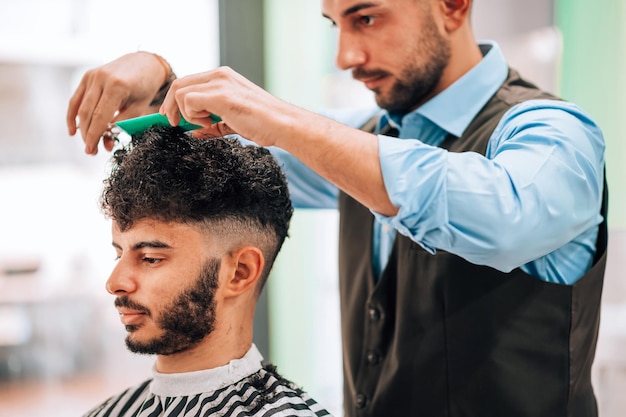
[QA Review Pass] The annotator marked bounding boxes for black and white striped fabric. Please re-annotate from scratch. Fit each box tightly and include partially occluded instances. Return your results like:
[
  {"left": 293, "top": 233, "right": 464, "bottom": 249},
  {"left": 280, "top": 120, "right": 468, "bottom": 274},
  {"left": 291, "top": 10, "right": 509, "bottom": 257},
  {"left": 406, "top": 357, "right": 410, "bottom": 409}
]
[{"left": 83, "top": 345, "right": 331, "bottom": 417}]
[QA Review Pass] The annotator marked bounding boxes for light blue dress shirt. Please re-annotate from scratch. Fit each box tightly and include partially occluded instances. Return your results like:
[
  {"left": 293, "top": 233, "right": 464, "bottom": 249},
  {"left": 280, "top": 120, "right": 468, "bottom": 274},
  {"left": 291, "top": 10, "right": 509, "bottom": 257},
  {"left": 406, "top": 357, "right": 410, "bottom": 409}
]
[{"left": 270, "top": 42, "right": 605, "bottom": 285}]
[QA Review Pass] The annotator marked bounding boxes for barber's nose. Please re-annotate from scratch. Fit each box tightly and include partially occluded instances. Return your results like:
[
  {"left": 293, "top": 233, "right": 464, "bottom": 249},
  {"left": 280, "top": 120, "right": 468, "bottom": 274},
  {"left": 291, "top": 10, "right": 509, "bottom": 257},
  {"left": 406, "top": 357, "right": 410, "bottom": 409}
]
[
  {"left": 335, "top": 31, "right": 367, "bottom": 70},
  {"left": 106, "top": 258, "right": 137, "bottom": 295}
]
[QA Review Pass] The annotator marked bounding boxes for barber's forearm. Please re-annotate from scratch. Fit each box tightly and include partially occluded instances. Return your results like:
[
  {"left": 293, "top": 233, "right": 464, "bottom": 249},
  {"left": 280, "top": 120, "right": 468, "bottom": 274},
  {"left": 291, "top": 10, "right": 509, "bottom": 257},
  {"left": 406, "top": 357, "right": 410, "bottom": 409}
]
[{"left": 272, "top": 110, "right": 398, "bottom": 216}]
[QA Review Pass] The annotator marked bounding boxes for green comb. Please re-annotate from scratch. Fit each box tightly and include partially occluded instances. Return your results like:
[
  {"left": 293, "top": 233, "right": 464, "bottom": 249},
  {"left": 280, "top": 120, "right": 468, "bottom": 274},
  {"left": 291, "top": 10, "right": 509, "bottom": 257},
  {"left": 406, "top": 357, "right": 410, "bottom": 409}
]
[{"left": 115, "top": 112, "right": 221, "bottom": 137}]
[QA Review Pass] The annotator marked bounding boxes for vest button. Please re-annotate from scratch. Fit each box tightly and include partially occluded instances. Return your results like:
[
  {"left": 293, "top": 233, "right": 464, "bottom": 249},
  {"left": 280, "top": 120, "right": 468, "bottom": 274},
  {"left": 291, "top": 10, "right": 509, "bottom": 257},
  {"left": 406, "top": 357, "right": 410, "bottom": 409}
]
[
  {"left": 355, "top": 393, "right": 367, "bottom": 409},
  {"left": 367, "top": 351, "right": 380, "bottom": 365},
  {"left": 368, "top": 307, "right": 381, "bottom": 321}
]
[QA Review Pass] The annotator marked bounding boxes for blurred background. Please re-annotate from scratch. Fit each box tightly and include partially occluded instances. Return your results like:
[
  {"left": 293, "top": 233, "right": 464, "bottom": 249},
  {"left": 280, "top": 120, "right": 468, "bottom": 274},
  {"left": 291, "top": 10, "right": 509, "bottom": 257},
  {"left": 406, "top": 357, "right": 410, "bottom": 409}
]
[{"left": 0, "top": 1, "right": 624, "bottom": 416}]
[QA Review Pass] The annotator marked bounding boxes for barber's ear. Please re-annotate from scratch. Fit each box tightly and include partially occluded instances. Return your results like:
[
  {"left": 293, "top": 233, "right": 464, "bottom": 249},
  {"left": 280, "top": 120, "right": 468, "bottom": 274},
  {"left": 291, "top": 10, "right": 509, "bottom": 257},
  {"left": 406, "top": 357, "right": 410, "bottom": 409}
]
[
  {"left": 222, "top": 247, "right": 264, "bottom": 298},
  {"left": 439, "top": 0, "right": 472, "bottom": 32}
]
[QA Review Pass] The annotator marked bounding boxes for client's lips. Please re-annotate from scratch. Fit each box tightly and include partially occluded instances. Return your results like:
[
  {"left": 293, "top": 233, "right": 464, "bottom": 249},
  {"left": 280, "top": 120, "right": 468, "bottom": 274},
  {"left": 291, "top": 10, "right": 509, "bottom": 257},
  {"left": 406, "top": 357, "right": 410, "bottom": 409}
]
[{"left": 117, "top": 308, "right": 147, "bottom": 326}]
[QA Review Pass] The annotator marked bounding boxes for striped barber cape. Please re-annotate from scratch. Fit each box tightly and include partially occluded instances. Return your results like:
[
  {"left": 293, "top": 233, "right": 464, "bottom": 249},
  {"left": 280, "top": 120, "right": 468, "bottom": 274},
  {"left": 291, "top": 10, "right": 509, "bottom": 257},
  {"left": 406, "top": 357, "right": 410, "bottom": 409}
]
[{"left": 83, "top": 344, "right": 331, "bottom": 417}]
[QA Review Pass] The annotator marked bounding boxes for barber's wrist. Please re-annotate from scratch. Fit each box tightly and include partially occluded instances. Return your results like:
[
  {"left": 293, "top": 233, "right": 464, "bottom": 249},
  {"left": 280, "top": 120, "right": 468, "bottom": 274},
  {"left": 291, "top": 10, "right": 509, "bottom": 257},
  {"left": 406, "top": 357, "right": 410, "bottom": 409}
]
[{"left": 140, "top": 52, "right": 176, "bottom": 107}]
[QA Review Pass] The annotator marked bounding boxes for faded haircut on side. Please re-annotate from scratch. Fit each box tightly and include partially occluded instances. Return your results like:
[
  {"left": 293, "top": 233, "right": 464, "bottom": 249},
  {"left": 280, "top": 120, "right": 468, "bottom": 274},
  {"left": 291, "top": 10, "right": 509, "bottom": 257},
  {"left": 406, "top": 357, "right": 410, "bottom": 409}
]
[{"left": 100, "top": 126, "right": 293, "bottom": 291}]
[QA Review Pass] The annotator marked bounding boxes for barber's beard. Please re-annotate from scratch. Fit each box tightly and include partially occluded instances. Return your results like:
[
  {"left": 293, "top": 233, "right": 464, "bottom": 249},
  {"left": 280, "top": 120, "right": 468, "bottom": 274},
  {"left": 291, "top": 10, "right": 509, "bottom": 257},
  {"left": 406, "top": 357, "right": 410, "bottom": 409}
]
[
  {"left": 359, "top": 17, "right": 451, "bottom": 113},
  {"left": 116, "top": 258, "right": 220, "bottom": 356}
]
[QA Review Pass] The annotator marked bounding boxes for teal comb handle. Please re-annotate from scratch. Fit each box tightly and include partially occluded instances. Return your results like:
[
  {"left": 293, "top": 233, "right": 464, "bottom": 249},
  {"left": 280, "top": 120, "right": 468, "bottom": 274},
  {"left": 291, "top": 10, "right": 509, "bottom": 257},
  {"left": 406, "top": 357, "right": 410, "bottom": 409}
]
[{"left": 115, "top": 113, "right": 221, "bottom": 136}]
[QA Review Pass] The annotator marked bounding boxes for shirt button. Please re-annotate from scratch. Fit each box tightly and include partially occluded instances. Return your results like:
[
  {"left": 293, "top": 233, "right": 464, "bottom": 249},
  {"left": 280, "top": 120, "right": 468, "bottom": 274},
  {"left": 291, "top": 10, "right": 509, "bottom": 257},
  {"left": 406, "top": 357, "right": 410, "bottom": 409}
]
[
  {"left": 367, "top": 351, "right": 380, "bottom": 365},
  {"left": 368, "top": 307, "right": 381, "bottom": 321},
  {"left": 355, "top": 393, "right": 367, "bottom": 409}
]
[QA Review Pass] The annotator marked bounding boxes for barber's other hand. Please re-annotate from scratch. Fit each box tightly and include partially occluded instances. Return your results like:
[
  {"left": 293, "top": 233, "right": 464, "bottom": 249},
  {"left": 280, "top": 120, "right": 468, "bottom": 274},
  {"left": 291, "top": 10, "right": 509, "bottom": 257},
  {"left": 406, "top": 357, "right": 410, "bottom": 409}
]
[{"left": 66, "top": 52, "right": 170, "bottom": 155}]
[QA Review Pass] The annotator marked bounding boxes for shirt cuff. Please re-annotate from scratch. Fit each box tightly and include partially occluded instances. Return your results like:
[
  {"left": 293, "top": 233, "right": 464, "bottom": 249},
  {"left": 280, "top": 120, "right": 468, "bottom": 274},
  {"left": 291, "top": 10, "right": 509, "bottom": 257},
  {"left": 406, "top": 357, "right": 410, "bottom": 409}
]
[{"left": 372, "top": 134, "right": 448, "bottom": 254}]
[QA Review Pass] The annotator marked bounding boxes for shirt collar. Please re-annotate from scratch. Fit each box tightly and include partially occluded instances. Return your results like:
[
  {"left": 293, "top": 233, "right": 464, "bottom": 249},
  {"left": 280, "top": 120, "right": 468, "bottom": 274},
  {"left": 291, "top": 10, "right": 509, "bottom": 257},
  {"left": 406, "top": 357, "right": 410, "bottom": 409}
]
[
  {"left": 149, "top": 343, "right": 264, "bottom": 397},
  {"left": 383, "top": 41, "right": 508, "bottom": 138}
]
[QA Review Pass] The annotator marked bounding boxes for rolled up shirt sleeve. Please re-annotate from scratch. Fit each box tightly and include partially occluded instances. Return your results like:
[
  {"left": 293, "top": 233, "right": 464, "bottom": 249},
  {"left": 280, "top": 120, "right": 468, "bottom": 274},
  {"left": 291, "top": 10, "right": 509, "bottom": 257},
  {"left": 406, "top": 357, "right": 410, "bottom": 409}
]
[{"left": 373, "top": 99, "right": 605, "bottom": 279}]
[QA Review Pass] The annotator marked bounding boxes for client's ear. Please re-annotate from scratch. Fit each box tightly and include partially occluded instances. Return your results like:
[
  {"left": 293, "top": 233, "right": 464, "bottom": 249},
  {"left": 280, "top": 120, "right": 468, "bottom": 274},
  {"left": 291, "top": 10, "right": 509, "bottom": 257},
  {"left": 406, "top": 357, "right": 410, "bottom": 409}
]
[{"left": 222, "top": 246, "right": 264, "bottom": 298}]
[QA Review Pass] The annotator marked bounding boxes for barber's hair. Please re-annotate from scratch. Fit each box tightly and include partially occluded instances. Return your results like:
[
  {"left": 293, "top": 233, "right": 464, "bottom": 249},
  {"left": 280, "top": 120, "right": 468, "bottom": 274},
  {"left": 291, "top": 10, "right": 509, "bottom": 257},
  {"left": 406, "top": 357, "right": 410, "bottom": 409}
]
[{"left": 101, "top": 126, "right": 293, "bottom": 289}]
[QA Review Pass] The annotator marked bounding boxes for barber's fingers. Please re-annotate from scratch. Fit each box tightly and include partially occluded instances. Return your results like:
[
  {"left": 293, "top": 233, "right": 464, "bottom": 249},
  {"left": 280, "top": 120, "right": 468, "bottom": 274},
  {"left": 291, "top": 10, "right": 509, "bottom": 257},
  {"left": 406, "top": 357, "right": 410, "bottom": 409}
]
[
  {"left": 66, "top": 81, "right": 86, "bottom": 136},
  {"left": 190, "top": 123, "right": 236, "bottom": 139},
  {"left": 179, "top": 91, "right": 236, "bottom": 137},
  {"left": 177, "top": 89, "right": 225, "bottom": 126},
  {"left": 67, "top": 70, "right": 106, "bottom": 152},
  {"left": 82, "top": 87, "right": 129, "bottom": 155},
  {"left": 160, "top": 72, "right": 216, "bottom": 127},
  {"left": 67, "top": 69, "right": 124, "bottom": 154},
  {"left": 160, "top": 67, "right": 243, "bottom": 126}
]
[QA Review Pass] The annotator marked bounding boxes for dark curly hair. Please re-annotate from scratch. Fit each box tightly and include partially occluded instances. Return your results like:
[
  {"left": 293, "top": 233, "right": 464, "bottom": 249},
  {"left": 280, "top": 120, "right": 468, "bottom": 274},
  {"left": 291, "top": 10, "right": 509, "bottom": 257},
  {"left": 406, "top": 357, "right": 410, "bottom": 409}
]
[{"left": 101, "top": 126, "right": 293, "bottom": 290}]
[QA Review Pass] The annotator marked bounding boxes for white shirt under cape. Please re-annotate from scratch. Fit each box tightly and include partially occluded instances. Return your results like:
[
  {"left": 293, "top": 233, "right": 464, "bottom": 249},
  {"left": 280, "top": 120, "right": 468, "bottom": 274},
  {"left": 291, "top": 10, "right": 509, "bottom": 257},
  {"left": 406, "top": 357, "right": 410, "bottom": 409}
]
[{"left": 82, "top": 344, "right": 331, "bottom": 417}]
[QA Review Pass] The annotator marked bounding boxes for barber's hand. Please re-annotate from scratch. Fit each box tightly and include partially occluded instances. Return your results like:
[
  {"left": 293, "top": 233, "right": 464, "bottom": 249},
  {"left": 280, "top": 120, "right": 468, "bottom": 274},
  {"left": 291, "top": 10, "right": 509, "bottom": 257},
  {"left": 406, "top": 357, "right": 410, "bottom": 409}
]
[
  {"left": 67, "top": 52, "right": 170, "bottom": 155},
  {"left": 160, "top": 66, "right": 293, "bottom": 147},
  {"left": 161, "top": 66, "right": 397, "bottom": 216}
]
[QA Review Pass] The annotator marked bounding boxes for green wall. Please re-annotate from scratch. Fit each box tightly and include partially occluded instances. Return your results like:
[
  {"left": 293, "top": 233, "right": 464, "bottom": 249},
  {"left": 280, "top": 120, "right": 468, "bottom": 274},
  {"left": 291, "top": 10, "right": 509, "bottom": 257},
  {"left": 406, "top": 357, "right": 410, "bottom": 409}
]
[
  {"left": 556, "top": 0, "right": 626, "bottom": 228},
  {"left": 264, "top": 0, "right": 334, "bottom": 111},
  {"left": 263, "top": 1, "right": 342, "bottom": 414}
]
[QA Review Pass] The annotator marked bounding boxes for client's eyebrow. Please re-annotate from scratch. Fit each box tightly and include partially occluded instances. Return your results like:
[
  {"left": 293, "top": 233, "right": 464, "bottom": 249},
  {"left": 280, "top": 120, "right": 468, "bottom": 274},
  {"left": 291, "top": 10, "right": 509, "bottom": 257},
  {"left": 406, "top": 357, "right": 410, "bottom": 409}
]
[
  {"left": 133, "top": 241, "right": 171, "bottom": 250},
  {"left": 112, "top": 240, "right": 172, "bottom": 251},
  {"left": 322, "top": 2, "right": 378, "bottom": 20}
]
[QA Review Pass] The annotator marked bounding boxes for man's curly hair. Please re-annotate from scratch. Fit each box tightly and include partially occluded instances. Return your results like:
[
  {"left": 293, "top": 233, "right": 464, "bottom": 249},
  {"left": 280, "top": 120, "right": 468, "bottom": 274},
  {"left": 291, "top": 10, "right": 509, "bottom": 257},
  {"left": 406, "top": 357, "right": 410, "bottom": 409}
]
[{"left": 101, "top": 126, "right": 293, "bottom": 290}]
